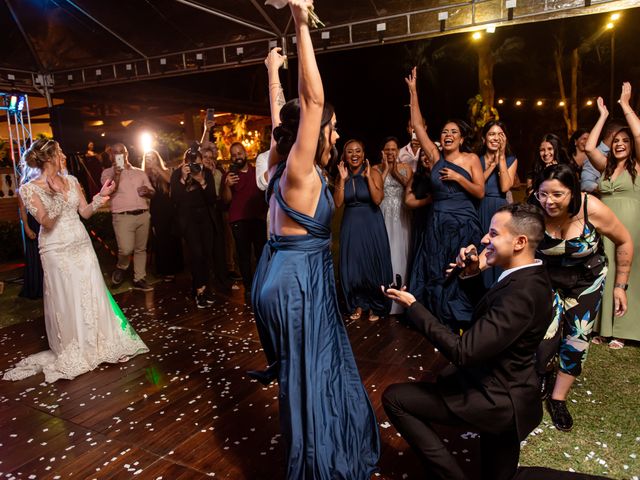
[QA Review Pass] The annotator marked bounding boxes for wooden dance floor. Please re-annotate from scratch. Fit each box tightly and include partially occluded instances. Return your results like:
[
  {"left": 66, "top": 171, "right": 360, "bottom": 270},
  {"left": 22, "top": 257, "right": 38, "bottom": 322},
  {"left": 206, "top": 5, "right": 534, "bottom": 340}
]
[{"left": 0, "top": 279, "right": 483, "bottom": 479}]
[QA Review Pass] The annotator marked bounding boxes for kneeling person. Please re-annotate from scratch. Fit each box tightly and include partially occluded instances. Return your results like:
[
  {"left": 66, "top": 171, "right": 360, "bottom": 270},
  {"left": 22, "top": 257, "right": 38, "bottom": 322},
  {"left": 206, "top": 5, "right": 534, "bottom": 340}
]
[{"left": 382, "top": 203, "right": 552, "bottom": 480}]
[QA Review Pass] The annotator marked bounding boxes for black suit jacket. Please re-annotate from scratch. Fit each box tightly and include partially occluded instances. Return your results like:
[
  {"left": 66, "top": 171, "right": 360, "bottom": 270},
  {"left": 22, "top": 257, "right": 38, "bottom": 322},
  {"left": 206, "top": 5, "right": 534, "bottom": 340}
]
[{"left": 407, "top": 264, "right": 553, "bottom": 440}]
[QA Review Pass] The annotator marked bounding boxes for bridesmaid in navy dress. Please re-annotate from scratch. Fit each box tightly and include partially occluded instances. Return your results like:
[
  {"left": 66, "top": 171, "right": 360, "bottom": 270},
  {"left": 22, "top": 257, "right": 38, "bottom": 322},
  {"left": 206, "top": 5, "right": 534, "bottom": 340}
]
[
  {"left": 405, "top": 67, "right": 485, "bottom": 330},
  {"left": 250, "top": 4, "right": 379, "bottom": 478},
  {"left": 18, "top": 195, "right": 44, "bottom": 299},
  {"left": 477, "top": 121, "right": 518, "bottom": 287},
  {"left": 335, "top": 139, "right": 392, "bottom": 321}
]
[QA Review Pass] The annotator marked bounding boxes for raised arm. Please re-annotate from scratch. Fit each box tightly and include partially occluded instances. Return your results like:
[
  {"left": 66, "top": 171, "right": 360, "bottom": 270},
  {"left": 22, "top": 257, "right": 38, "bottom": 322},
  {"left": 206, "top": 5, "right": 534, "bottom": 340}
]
[
  {"left": 285, "top": 0, "right": 325, "bottom": 181},
  {"left": 584, "top": 97, "right": 609, "bottom": 172},
  {"left": 496, "top": 134, "right": 517, "bottom": 193},
  {"left": 333, "top": 160, "right": 348, "bottom": 208},
  {"left": 405, "top": 67, "right": 440, "bottom": 165},
  {"left": 619, "top": 82, "right": 640, "bottom": 149},
  {"left": 266, "top": 47, "right": 288, "bottom": 172},
  {"left": 200, "top": 118, "right": 215, "bottom": 147},
  {"left": 76, "top": 177, "right": 112, "bottom": 219}
]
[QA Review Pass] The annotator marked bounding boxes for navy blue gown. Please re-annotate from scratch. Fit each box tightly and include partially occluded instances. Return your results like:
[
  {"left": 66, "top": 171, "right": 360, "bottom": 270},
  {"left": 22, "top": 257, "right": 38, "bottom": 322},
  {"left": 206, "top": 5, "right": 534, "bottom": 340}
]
[
  {"left": 339, "top": 167, "right": 393, "bottom": 315},
  {"left": 251, "top": 165, "right": 380, "bottom": 480},
  {"left": 409, "top": 158, "right": 483, "bottom": 329},
  {"left": 478, "top": 155, "right": 516, "bottom": 287},
  {"left": 19, "top": 213, "right": 43, "bottom": 299}
]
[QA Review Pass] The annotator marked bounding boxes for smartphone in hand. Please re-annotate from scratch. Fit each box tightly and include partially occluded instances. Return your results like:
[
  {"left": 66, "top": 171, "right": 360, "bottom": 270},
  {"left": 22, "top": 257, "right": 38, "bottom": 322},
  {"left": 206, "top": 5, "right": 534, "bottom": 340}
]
[{"left": 206, "top": 108, "right": 215, "bottom": 123}]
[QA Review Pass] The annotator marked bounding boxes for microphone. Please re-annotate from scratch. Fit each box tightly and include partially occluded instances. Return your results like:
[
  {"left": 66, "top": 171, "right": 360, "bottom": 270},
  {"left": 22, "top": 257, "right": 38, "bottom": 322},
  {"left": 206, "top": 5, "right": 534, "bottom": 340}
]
[{"left": 444, "top": 247, "right": 478, "bottom": 286}]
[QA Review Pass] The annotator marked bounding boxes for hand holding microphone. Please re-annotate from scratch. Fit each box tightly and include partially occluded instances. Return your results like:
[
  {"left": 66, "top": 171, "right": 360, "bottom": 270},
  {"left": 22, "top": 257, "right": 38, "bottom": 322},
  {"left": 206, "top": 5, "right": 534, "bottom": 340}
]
[{"left": 444, "top": 245, "right": 479, "bottom": 285}]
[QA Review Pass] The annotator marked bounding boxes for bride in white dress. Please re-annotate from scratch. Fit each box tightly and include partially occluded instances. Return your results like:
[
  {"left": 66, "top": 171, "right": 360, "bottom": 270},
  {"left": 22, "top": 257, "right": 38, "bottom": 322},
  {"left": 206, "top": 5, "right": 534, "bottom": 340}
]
[
  {"left": 3, "top": 139, "right": 148, "bottom": 383},
  {"left": 379, "top": 137, "right": 413, "bottom": 315}
]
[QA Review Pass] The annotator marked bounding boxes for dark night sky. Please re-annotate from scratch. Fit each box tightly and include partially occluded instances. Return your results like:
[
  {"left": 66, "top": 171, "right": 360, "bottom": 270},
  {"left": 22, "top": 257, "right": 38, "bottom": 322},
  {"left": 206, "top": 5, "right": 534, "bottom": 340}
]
[{"left": 66, "top": 7, "right": 640, "bottom": 175}]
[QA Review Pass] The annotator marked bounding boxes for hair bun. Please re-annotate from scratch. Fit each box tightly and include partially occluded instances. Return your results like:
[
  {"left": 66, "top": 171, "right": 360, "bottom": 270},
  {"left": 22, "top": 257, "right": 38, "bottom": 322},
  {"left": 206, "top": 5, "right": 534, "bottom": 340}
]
[
  {"left": 273, "top": 124, "right": 296, "bottom": 156},
  {"left": 23, "top": 147, "right": 40, "bottom": 168}
]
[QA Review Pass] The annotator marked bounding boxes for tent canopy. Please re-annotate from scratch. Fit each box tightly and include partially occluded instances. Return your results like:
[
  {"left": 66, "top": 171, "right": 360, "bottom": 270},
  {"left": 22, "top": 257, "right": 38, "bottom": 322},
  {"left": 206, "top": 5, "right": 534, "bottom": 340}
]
[{"left": 1, "top": 0, "right": 634, "bottom": 94}]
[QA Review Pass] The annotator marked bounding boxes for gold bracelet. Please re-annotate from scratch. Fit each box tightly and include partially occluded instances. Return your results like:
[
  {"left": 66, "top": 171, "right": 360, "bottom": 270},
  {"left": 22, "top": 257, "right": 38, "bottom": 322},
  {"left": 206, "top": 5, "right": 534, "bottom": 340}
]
[
  {"left": 624, "top": 111, "right": 635, "bottom": 116},
  {"left": 269, "top": 83, "right": 282, "bottom": 88}
]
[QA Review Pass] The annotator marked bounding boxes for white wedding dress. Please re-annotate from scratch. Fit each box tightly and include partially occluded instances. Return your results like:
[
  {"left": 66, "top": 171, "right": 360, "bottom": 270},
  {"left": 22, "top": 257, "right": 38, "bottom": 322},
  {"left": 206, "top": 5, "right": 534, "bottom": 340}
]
[
  {"left": 3, "top": 175, "right": 148, "bottom": 383},
  {"left": 380, "top": 173, "right": 412, "bottom": 315}
]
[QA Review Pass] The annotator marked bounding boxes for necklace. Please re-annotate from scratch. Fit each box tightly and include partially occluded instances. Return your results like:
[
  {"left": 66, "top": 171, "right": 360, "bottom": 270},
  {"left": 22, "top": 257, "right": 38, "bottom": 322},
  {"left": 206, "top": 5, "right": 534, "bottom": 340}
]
[{"left": 546, "top": 213, "right": 582, "bottom": 239}]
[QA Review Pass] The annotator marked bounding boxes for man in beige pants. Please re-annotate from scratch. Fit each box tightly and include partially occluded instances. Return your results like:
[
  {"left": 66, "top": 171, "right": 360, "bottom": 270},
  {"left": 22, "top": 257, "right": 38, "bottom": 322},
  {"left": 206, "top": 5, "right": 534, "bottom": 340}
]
[{"left": 101, "top": 143, "right": 155, "bottom": 291}]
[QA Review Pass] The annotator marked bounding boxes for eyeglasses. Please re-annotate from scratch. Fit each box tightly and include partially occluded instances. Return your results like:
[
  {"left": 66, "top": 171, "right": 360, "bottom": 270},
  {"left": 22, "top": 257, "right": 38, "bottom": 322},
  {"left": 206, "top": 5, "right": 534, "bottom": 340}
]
[{"left": 534, "top": 191, "right": 570, "bottom": 202}]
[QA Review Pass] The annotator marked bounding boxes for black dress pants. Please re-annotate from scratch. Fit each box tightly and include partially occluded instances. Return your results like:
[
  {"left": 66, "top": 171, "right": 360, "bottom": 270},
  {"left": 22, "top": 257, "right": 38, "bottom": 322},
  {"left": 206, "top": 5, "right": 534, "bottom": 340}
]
[
  {"left": 231, "top": 219, "right": 267, "bottom": 292},
  {"left": 383, "top": 382, "right": 520, "bottom": 480},
  {"left": 181, "top": 213, "right": 214, "bottom": 292}
]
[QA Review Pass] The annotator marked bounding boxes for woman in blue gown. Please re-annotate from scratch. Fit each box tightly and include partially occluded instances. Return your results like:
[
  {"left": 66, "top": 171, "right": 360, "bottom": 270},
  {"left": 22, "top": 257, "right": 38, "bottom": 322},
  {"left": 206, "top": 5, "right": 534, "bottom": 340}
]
[
  {"left": 18, "top": 207, "right": 44, "bottom": 299},
  {"left": 335, "top": 139, "right": 392, "bottom": 321},
  {"left": 477, "top": 120, "right": 518, "bottom": 287},
  {"left": 405, "top": 67, "right": 485, "bottom": 330},
  {"left": 250, "top": 4, "right": 380, "bottom": 478}
]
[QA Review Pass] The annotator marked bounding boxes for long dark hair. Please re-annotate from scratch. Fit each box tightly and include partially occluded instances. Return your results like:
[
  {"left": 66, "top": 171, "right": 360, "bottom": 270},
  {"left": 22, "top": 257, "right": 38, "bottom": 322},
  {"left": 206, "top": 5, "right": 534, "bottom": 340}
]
[
  {"left": 533, "top": 133, "right": 577, "bottom": 178},
  {"left": 142, "top": 149, "right": 169, "bottom": 195},
  {"left": 603, "top": 127, "right": 638, "bottom": 184},
  {"left": 568, "top": 128, "right": 589, "bottom": 158},
  {"left": 272, "top": 98, "right": 336, "bottom": 168},
  {"left": 531, "top": 163, "right": 582, "bottom": 217},
  {"left": 479, "top": 120, "right": 513, "bottom": 157}
]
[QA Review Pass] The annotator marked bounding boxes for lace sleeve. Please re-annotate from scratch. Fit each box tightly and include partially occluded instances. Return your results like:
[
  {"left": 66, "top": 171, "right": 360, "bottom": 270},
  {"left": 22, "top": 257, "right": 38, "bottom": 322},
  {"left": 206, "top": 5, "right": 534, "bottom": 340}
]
[
  {"left": 19, "top": 182, "right": 64, "bottom": 227},
  {"left": 71, "top": 175, "right": 105, "bottom": 217},
  {"left": 19, "top": 183, "right": 38, "bottom": 218},
  {"left": 90, "top": 194, "right": 106, "bottom": 212}
]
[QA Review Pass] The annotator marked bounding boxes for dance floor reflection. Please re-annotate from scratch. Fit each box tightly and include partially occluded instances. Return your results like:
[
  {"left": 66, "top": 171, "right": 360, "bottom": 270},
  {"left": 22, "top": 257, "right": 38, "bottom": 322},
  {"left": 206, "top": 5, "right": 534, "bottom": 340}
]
[{"left": 0, "top": 279, "right": 481, "bottom": 479}]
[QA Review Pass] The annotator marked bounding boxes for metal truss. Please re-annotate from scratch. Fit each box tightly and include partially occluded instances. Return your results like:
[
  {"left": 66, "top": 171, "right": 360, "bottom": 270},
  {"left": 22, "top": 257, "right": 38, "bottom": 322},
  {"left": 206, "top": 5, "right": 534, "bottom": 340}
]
[
  {"left": 0, "top": 0, "right": 636, "bottom": 94},
  {"left": 1, "top": 93, "right": 33, "bottom": 178}
]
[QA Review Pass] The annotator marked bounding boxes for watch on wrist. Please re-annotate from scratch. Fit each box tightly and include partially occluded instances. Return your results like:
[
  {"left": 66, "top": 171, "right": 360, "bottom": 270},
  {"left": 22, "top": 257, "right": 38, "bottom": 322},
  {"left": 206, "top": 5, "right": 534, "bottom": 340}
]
[{"left": 614, "top": 283, "right": 629, "bottom": 291}]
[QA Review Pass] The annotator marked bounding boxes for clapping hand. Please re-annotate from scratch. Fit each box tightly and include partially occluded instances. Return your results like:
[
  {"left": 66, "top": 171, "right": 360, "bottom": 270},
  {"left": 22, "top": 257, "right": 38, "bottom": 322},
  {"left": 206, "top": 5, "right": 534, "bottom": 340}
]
[
  {"left": 380, "top": 151, "right": 389, "bottom": 174},
  {"left": 497, "top": 132, "right": 507, "bottom": 156},
  {"left": 337, "top": 161, "right": 348, "bottom": 180},
  {"left": 619, "top": 82, "right": 632, "bottom": 109},
  {"left": 363, "top": 159, "right": 372, "bottom": 178},
  {"left": 596, "top": 96, "right": 609, "bottom": 118}
]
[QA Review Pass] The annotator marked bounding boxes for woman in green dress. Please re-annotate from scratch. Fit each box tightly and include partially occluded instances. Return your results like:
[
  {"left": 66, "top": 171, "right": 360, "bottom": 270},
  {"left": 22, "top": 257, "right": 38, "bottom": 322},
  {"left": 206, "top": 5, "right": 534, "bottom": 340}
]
[{"left": 585, "top": 82, "right": 640, "bottom": 349}]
